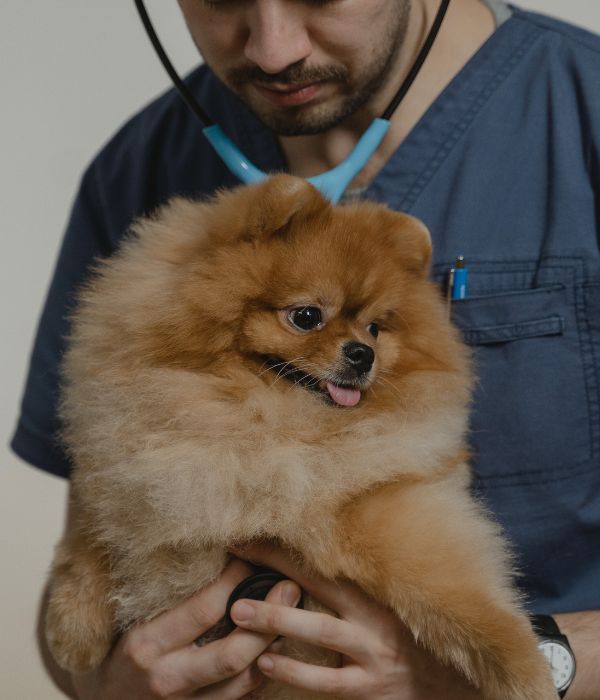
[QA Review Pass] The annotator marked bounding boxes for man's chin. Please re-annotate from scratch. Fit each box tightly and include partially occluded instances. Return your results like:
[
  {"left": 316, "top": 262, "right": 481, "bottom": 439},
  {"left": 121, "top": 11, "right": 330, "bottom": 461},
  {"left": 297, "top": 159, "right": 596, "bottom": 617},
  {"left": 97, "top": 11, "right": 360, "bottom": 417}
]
[
  {"left": 262, "top": 115, "right": 345, "bottom": 137},
  {"left": 245, "top": 97, "right": 356, "bottom": 137}
]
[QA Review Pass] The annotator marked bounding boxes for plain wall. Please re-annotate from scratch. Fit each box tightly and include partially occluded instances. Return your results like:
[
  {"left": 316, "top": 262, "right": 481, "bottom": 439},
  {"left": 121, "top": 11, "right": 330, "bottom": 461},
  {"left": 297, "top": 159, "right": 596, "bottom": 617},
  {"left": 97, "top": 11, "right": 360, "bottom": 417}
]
[{"left": 2, "top": 2, "right": 600, "bottom": 697}]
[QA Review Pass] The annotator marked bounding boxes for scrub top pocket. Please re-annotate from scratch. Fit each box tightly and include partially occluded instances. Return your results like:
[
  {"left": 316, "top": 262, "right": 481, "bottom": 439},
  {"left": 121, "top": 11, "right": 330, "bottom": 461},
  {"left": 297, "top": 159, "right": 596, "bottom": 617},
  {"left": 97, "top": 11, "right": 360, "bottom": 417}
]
[{"left": 449, "top": 283, "right": 594, "bottom": 485}]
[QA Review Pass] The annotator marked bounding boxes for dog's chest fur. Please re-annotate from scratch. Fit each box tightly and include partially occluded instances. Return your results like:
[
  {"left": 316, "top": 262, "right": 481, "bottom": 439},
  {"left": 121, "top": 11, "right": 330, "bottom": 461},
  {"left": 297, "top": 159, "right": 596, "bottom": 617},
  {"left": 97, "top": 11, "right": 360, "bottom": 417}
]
[{"left": 66, "top": 364, "right": 467, "bottom": 561}]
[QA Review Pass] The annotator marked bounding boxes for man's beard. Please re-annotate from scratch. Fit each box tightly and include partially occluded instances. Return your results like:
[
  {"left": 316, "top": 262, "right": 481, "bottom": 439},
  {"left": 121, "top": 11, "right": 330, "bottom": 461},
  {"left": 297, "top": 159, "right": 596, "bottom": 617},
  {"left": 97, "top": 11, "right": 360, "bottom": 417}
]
[{"left": 221, "top": 3, "right": 411, "bottom": 136}]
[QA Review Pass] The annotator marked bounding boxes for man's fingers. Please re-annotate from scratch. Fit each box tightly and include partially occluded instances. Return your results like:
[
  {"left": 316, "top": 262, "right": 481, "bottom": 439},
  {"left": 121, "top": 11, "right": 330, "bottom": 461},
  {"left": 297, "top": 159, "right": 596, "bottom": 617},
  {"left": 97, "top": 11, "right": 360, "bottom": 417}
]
[
  {"left": 230, "top": 599, "right": 368, "bottom": 660},
  {"left": 132, "top": 559, "right": 255, "bottom": 654},
  {"left": 164, "top": 630, "right": 268, "bottom": 694},
  {"left": 151, "top": 579, "right": 301, "bottom": 696},
  {"left": 230, "top": 543, "right": 375, "bottom": 623},
  {"left": 255, "top": 652, "right": 366, "bottom": 696},
  {"left": 188, "top": 662, "right": 264, "bottom": 699},
  {"left": 231, "top": 543, "right": 346, "bottom": 608}
]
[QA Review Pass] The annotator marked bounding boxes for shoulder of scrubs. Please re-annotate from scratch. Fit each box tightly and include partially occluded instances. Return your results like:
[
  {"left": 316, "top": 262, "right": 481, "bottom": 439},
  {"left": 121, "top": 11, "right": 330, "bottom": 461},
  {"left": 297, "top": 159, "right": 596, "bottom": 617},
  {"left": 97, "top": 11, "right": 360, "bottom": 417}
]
[{"left": 514, "top": 5, "right": 600, "bottom": 53}]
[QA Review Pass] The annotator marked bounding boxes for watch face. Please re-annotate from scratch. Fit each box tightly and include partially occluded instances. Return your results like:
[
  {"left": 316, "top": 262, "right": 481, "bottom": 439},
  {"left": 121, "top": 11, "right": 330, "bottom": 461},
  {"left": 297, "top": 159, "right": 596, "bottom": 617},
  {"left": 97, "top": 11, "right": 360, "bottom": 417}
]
[{"left": 539, "top": 640, "right": 575, "bottom": 691}]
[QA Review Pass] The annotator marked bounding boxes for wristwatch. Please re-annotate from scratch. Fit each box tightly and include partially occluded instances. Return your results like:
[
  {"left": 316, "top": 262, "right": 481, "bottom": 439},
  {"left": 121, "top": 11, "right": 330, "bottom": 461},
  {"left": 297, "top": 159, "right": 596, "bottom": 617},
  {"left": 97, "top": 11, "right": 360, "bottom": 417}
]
[{"left": 531, "top": 614, "right": 576, "bottom": 697}]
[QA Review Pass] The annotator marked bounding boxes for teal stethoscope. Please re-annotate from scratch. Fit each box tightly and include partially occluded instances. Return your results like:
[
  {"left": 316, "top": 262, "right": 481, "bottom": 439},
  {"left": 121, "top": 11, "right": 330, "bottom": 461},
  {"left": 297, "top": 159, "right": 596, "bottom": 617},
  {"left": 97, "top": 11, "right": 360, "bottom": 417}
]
[{"left": 133, "top": 0, "right": 451, "bottom": 204}]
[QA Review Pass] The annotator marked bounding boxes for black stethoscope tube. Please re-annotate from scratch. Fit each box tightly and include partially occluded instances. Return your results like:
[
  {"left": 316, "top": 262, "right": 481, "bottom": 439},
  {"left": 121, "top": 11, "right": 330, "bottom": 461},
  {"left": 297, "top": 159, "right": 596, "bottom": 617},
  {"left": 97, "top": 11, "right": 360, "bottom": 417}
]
[
  {"left": 134, "top": 0, "right": 215, "bottom": 126},
  {"left": 382, "top": 0, "right": 451, "bottom": 120}
]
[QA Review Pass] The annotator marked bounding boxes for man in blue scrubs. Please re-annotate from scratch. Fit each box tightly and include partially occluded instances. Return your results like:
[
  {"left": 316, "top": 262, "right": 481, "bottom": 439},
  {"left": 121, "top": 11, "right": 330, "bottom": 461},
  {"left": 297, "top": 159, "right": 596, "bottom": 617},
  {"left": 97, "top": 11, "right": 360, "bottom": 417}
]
[{"left": 12, "top": 0, "right": 600, "bottom": 697}]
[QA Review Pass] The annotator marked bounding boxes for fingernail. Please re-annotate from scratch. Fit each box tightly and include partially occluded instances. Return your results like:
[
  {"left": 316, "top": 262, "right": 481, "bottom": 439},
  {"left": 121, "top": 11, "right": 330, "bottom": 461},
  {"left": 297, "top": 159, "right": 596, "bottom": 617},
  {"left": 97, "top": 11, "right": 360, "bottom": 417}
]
[
  {"left": 232, "top": 601, "right": 255, "bottom": 621},
  {"left": 258, "top": 655, "right": 274, "bottom": 671},
  {"left": 282, "top": 582, "right": 301, "bottom": 607}
]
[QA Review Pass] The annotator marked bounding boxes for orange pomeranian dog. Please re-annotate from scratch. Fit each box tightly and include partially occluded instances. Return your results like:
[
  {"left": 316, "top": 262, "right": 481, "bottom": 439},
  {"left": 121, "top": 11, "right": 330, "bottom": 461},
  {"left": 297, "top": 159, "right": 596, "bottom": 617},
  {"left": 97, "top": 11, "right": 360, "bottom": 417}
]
[{"left": 46, "top": 175, "right": 555, "bottom": 699}]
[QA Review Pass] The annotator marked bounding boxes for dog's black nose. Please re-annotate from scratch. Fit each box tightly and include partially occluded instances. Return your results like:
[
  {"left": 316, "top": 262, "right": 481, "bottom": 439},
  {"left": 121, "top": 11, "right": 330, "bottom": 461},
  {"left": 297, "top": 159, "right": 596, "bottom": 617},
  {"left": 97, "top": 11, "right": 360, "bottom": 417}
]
[{"left": 343, "top": 342, "right": 375, "bottom": 375}]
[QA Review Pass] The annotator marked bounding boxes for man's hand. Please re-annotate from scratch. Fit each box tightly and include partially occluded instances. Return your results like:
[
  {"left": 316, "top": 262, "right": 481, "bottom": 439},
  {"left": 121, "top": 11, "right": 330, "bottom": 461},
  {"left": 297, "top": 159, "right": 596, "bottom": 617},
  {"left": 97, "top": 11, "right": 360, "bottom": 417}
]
[
  {"left": 68, "top": 558, "right": 301, "bottom": 699},
  {"left": 231, "top": 543, "right": 482, "bottom": 700}
]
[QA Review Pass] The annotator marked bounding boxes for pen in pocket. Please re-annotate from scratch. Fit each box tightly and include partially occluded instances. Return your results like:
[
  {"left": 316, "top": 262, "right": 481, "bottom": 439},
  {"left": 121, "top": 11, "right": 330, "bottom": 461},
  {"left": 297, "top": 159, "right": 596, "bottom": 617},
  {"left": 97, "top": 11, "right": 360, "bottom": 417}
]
[
  {"left": 452, "top": 256, "right": 469, "bottom": 300},
  {"left": 446, "top": 256, "right": 469, "bottom": 316}
]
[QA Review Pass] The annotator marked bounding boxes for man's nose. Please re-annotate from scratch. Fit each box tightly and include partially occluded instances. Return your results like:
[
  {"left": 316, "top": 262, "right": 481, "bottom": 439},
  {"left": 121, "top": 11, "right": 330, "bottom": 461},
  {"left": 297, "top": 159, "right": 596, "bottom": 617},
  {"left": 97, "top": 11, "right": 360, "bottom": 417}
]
[{"left": 244, "top": 0, "right": 312, "bottom": 75}]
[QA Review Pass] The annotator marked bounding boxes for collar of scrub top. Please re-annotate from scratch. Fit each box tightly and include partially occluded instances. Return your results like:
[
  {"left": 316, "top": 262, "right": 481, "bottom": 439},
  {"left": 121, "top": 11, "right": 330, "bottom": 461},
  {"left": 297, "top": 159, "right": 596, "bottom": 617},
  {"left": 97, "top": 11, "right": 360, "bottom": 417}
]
[{"left": 134, "top": 0, "right": 451, "bottom": 204}]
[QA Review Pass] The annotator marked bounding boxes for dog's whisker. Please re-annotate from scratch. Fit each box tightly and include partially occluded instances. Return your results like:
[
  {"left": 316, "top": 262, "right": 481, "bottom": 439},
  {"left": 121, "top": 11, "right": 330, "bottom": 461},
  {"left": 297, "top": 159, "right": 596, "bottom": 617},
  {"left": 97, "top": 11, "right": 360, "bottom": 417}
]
[
  {"left": 268, "top": 357, "right": 310, "bottom": 388},
  {"left": 285, "top": 373, "right": 324, "bottom": 394},
  {"left": 264, "top": 357, "right": 325, "bottom": 390},
  {"left": 270, "top": 368, "right": 294, "bottom": 387},
  {"left": 289, "top": 360, "right": 321, "bottom": 373},
  {"left": 266, "top": 366, "right": 291, "bottom": 388},
  {"left": 258, "top": 361, "right": 286, "bottom": 377},
  {"left": 278, "top": 367, "right": 306, "bottom": 384},
  {"left": 258, "top": 359, "right": 293, "bottom": 380}
]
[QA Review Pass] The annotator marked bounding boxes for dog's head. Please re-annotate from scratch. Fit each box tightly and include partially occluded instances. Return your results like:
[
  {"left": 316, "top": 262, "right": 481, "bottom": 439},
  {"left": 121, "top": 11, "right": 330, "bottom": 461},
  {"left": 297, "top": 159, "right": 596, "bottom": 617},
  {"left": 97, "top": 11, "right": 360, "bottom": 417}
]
[{"left": 119, "top": 175, "right": 468, "bottom": 410}]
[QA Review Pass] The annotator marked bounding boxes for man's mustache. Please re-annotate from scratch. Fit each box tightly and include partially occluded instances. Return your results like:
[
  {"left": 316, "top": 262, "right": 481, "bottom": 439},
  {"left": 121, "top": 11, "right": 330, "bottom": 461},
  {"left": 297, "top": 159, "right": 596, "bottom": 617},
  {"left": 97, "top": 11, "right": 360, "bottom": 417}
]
[{"left": 227, "top": 62, "right": 349, "bottom": 88}]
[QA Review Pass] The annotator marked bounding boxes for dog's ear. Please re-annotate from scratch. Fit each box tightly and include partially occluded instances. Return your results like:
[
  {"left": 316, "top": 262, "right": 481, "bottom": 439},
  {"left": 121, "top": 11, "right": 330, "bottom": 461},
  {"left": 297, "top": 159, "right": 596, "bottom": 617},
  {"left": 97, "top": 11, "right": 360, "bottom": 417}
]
[
  {"left": 243, "top": 175, "right": 329, "bottom": 240},
  {"left": 205, "top": 175, "right": 328, "bottom": 248},
  {"left": 396, "top": 214, "right": 433, "bottom": 275}
]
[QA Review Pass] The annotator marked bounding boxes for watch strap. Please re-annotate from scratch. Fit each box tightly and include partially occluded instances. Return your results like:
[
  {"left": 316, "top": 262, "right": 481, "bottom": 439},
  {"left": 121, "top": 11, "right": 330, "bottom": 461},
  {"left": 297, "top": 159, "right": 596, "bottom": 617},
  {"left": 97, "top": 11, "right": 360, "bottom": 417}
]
[{"left": 531, "top": 613, "right": 563, "bottom": 638}]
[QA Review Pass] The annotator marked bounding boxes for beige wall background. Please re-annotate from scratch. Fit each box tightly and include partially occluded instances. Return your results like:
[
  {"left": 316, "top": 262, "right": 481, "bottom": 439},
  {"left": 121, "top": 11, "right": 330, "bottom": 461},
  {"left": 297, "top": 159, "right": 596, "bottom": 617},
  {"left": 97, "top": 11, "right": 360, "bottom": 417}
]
[{"left": 2, "top": 1, "right": 600, "bottom": 697}]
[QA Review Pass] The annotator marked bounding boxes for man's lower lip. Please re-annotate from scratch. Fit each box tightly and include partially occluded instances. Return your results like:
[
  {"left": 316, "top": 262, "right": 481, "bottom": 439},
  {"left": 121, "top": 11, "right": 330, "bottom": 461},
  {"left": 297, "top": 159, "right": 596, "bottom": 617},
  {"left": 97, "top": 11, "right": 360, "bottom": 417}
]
[{"left": 253, "top": 82, "right": 322, "bottom": 107}]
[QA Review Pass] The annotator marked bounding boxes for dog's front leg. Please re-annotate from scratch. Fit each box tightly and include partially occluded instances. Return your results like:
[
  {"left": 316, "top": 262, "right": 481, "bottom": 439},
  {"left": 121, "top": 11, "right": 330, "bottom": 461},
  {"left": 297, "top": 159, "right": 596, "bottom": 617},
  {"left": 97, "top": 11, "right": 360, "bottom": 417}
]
[
  {"left": 322, "top": 478, "right": 556, "bottom": 700},
  {"left": 45, "top": 526, "right": 116, "bottom": 674}
]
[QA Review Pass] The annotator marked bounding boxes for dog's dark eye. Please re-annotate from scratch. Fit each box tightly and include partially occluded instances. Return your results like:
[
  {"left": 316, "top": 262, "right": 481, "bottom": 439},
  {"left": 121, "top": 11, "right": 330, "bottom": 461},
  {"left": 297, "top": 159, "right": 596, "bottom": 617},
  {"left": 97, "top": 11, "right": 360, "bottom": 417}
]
[
  {"left": 288, "top": 306, "right": 323, "bottom": 331},
  {"left": 367, "top": 322, "right": 379, "bottom": 338}
]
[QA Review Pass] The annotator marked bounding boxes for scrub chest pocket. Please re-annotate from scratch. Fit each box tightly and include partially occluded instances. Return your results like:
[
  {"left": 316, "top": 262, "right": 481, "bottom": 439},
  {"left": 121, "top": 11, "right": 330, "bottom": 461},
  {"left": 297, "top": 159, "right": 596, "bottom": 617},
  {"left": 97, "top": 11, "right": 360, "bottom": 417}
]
[{"left": 441, "top": 260, "right": 599, "bottom": 486}]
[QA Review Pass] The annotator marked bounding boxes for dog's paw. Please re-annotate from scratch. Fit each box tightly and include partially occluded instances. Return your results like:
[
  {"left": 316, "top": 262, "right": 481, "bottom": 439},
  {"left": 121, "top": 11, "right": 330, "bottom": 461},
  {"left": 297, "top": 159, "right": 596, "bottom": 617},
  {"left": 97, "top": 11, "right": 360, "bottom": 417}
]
[
  {"left": 468, "top": 615, "right": 558, "bottom": 700},
  {"left": 47, "top": 623, "right": 111, "bottom": 674},
  {"left": 45, "top": 572, "right": 115, "bottom": 674},
  {"left": 45, "top": 534, "right": 117, "bottom": 673},
  {"left": 506, "top": 650, "right": 558, "bottom": 700}
]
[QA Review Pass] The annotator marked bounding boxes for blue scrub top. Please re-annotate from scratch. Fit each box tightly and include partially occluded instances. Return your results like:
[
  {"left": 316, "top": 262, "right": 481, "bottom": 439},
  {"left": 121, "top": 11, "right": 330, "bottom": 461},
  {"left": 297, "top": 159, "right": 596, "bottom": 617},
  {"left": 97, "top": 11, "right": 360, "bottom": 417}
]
[{"left": 11, "top": 6, "right": 600, "bottom": 615}]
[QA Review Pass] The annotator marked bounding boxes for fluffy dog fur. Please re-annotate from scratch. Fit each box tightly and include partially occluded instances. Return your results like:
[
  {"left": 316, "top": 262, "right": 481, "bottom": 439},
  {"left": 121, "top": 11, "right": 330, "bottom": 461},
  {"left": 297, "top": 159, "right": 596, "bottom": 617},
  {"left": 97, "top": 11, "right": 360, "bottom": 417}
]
[{"left": 46, "top": 175, "right": 555, "bottom": 698}]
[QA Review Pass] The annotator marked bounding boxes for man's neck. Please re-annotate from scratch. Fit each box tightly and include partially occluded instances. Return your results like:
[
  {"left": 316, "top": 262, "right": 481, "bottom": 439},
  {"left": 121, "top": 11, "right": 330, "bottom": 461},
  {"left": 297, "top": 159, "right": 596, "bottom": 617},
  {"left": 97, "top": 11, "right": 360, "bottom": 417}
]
[{"left": 279, "top": 0, "right": 496, "bottom": 189}]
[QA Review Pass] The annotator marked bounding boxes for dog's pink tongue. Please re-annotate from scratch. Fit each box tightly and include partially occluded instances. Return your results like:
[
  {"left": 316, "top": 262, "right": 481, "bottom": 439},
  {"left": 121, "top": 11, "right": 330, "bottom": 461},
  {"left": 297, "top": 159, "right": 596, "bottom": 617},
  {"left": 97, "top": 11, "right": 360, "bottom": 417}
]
[{"left": 326, "top": 382, "right": 361, "bottom": 407}]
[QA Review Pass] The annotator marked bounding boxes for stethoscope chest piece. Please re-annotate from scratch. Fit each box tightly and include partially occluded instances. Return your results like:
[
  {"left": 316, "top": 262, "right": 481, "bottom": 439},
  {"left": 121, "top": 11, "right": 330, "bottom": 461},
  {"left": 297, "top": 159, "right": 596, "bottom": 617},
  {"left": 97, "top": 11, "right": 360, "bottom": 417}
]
[{"left": 194, "top": 568, "right": 304, "bottom": 647}]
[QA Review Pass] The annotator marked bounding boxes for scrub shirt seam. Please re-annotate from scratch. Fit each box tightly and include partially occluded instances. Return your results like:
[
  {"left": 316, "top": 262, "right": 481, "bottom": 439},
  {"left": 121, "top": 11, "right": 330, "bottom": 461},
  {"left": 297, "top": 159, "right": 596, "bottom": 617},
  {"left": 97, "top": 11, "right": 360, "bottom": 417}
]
[
  {"left": 461, "top": 315, "right": 563, "bottom": 344},
  {"left": 585, "top": 283, "right": 600, "bottom": 431},
  {"left": 447, "top": 283, "right": 564, "bottom": 300},
  {"left": 474, "top": 456, "right": 599, "bottom": 488},
  {"left": 577, "top": 277, "right": 600, "bottom": 457},
  {"left": 512, "top": 9, "right": 600, "bottom": 58},
  {"left": 536, "top": 259, "right": 595, "bottom": 460},
  {"left": 401, "top": 21, "right": 543, "bottom": 211},
  {"left": 432, "top": 257, "right": 584, "bottom": 289},
  {"left": 563, "top": 260, "right": 598, "bottom": 459}
]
